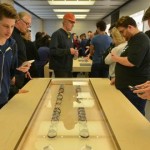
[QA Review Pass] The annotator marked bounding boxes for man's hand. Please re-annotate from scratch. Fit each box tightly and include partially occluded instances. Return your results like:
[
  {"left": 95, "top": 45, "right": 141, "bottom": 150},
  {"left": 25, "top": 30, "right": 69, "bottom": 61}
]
[
  {"left": 16, "top": 62, "right": 31, "bottom": 73},
  {"left": 111, "top": 51, "right": 134, "bottom": 67},
  {"left": 70, "top": 48, "right": 78, "bottom": 58},
  {"left": 25, "top": 71, "right": 32, "bottom": 80},
  {"left": 70, "top": 48, "right": 77, "bottom": 55},
  {"left": 133, "top": 81, "right": 150, "bottom": 100},
  {"left": 18, "top": 89, "right": 29, "bottom": 94},
  {"left": 133, "top": 86, "right": 150, "bottom": 100},
  {"left": 110, "top": 51, "right": 119, "bottom": 62}
]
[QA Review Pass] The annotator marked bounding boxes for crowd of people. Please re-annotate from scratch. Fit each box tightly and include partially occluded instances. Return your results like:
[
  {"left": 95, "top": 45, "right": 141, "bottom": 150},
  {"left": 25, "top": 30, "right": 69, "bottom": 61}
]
[{"left": 0, "top": 2, "right": 150, "bottom": 117}]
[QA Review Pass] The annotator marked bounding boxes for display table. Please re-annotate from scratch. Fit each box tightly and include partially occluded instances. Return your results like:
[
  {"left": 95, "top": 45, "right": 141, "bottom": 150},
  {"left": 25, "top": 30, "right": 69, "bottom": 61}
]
[
  {"left": 0, "top": 78, "right": 150, "bottom": 150},
  {"left": 44, "top": 58, "right": 92, "bottom": 77}
]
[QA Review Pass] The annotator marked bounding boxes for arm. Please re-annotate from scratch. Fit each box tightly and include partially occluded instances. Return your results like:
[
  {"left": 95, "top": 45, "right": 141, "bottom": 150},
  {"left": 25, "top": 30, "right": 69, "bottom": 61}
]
[
  {"left": 105, "top": 50, "right": 114, "bottom": 64},
  {"left": 111, "top": 51, "right": 134, "bottom": 67},
  {"left": 90, "top": 44, "right": 94, "bottom": 56}
]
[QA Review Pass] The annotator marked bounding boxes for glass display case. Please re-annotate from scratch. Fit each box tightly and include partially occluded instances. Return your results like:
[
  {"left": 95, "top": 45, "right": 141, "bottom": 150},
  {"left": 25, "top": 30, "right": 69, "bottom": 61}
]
[{"left": 18, "top": 79, "right": 118, "bottom": 150}]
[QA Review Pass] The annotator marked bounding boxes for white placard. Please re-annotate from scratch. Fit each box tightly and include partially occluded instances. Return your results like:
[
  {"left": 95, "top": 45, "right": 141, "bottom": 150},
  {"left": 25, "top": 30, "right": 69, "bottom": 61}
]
[
  {"left": 73, "top": 82, "right": 88, "bottom": 86},
  {"left": 77, "top": 92, "right": 92, "bottom": 99}
]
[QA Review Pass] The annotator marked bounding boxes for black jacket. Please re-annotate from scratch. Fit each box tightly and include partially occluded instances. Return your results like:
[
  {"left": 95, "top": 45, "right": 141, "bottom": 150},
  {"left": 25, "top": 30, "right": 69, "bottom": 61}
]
[{"left": 49, "top": 28, "right": 74, "bottom": 72}]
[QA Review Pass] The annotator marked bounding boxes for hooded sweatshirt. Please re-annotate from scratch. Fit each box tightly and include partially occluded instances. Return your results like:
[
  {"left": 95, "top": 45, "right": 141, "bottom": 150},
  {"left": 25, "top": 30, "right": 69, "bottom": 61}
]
[{"left": 0, "top": 38, "right": 18, "bottom": 105}]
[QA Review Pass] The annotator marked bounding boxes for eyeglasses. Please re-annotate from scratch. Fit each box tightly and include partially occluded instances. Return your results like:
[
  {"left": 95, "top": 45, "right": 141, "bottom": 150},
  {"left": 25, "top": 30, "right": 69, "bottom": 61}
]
[{"left": 21, "top": 19, "right": 31, "bottom": 27}]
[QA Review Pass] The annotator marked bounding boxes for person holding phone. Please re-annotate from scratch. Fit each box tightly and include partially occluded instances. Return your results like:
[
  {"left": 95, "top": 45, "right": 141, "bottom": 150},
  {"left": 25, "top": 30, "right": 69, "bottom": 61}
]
[
  {"left": 133, "top": 7, "right": 150, "bottom": 100},
  {"left": 111, "top": 16, "right": 150, "bottom": 115},
  {"left": 0, "top": 3, "right": 30, "bottom": 108}
]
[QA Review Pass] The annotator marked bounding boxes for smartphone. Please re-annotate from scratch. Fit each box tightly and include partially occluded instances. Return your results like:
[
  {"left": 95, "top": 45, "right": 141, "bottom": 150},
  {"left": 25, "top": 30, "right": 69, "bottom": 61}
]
[
  {"left": 28, "top": 60, "right": 35, "bottom": 63},
  {"left": 21, "top": 60, "right": 35, "bottom": 67},
  {"left": 128, "top": 85, "right": 138, "bottom": 91}
]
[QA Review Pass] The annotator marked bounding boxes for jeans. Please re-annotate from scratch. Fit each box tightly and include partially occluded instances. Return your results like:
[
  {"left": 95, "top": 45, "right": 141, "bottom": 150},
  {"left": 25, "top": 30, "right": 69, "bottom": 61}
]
[{"left": 120, "top": 88, "right": 147, "bottom": 116}]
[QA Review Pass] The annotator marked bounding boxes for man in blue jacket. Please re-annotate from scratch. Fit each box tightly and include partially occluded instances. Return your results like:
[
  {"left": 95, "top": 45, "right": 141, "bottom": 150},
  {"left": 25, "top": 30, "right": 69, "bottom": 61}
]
[{"left": 0, "top": 3, "right": 30, "bottom": 108}]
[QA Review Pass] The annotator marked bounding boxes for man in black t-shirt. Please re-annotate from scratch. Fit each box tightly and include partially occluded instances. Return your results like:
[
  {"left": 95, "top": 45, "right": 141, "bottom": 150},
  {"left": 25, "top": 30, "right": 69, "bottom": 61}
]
[
  {"left": 133, "top": 7, "right": 150, "bottom": 100},
  {"left": 111, "top": 16, "right": 150, "bottom": 115}
]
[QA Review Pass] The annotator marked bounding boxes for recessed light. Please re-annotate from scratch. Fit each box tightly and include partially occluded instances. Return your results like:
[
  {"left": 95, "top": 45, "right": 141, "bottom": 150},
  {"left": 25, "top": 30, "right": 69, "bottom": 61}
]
[
  {"left": 48, "top": 0, "right": 95, "bottom": 5},
  {"left": 53, "top": 9, "right": 90, "bottom": 12},
  {"left": 57, "top": 14, "right": 87, "bottom": 19}
]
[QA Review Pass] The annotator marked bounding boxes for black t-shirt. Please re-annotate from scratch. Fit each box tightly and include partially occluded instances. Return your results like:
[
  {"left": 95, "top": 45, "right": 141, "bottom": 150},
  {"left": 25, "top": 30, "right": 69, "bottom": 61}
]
[
  {"left": 115, "top": 32, "right": 150, "bottom": 89},
  {"left": 145, "top": 30, "right": 150, "bottom": 39}
]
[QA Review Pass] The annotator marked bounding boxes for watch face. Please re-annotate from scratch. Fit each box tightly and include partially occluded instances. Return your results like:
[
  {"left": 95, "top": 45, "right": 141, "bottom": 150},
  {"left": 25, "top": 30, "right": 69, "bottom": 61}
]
[
  {"left": 47, "top": 129, "right": 57, "bottom": 138},
  {"left": 79, "top": 129, "right": 89, "bottom": 138}
]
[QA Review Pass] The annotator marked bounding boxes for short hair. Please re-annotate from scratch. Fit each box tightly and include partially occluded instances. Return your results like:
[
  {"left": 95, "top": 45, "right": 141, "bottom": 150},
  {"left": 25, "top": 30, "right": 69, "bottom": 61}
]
[
  {"left": 111, "top": 27, "right": 126, "bottom": 45},
  {"left": 18, "top": 11, "right": 31, "bottom": 19},
  {"left": 0, "top": 3, "right": 18, "bottom": 20},
  {"left": 142, "top": 7, "right": 150, "bottom": 21},
  {"left": 35, "top": 32, "right": 45, "bottom": 40},
  {"left": 80, "top": 33, "right": 86, "bottom": 38},
  {"left": 88, "top": 31, "right": 92, "bottom": 33},
  {"left": 116, "top": 16, "right": 137, "bottom": 28},
  {"left": 96, "top": 20, "right": 106, "bottom": 31}
]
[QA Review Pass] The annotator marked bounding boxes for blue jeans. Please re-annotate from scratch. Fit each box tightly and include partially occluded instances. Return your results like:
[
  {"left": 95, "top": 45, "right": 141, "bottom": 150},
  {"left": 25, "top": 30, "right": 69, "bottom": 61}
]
[{"left": 120, "top": 88, "right": 147, "bottom": 116}]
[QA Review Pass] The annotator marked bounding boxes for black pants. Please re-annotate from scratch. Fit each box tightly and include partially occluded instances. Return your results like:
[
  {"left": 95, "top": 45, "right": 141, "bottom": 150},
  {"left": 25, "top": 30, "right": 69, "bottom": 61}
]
[
  {"left": 54, "top": 71, "right": 72, "bottom": 78},
  {"left": 120, "top": 88, "right": 146, "bottom": 116}
]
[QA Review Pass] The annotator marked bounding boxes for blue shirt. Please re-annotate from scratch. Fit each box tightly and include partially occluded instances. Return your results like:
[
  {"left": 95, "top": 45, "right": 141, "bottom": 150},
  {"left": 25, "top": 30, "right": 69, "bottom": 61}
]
[{"left": 91, "top": 34, "right": 112, "bottom": 64}]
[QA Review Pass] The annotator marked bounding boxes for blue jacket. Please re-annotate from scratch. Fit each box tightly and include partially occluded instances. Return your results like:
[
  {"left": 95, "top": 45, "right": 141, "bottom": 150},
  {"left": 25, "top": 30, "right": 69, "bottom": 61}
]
[{"left": 0, "top": 38, "right": 18, "bottom": 105}]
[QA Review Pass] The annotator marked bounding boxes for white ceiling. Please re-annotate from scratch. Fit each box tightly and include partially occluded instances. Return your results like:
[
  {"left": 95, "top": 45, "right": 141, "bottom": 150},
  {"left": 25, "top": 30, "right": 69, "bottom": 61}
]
[{"left": 14, "top": 0, "right": 132, "bottom": 20}]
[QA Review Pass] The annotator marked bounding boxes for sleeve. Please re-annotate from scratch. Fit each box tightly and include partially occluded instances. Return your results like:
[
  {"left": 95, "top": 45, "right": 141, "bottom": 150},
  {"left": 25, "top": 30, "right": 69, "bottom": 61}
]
[
  {"left": 105, "top": 47, "right": 118, "bottom": 64},
  {"left": 128, "top": 35, "right": 149, "bottom": 67}
]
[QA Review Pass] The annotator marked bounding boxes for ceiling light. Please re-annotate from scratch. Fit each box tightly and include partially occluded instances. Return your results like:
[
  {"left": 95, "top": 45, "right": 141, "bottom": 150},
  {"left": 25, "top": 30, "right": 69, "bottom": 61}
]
[
  {"left": 48, "top": 0, "right": 95, "bottom": 5},
  {"left": 57, "top": 14, "right": 87, "bottom": 19},
  {"left": 53, "top": 9, "right": 90, "bottom": 13}
]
